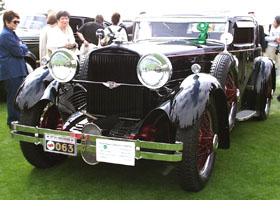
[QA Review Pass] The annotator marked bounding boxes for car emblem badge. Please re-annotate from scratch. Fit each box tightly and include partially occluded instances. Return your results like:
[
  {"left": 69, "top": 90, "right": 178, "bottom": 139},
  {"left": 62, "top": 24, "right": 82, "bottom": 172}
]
[{"left": 103, "top": 81, "right": 120, "bottom": 89}]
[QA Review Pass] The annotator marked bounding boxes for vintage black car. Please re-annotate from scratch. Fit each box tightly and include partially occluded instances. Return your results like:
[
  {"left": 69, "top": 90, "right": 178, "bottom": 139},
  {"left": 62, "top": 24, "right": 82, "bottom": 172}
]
[{"left": 11, "top": 14, "right": 276, "bottom": 192}]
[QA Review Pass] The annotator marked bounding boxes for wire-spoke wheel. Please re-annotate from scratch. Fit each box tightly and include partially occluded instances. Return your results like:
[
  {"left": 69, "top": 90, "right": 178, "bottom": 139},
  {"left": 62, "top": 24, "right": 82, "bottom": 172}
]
[
  {"left": 176, "top": 98, "right": 218, "bottom": 192},
  {"left": 210, "top": 52, "right": 238, "bottom": 130}
]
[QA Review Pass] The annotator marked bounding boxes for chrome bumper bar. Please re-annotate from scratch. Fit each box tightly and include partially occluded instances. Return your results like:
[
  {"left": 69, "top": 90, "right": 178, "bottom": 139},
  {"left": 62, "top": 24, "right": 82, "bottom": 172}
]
[{"left": 11, "top": 121, "right": 183, "bottom": 162}]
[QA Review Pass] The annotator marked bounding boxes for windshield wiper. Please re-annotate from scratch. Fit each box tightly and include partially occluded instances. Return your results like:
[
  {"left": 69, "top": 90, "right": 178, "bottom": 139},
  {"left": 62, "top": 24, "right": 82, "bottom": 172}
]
[
  {"left": 19, "top": 26, "right": 29, "bottom": 30},
  {"left": 162, "top": 23, "right": 173, "bottom": 32}
]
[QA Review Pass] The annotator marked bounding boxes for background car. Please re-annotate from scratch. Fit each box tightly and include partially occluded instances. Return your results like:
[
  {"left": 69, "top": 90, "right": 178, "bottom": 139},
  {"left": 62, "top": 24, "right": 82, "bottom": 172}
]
[
  {"left": 0, "top": 12, "right": 103, "bottom": 101},
  {"left": 17, "top": 14, "right": 98, "bottom": 68},
  {"left": 16, "top": 13, "right": 47, "bottom": 68}
]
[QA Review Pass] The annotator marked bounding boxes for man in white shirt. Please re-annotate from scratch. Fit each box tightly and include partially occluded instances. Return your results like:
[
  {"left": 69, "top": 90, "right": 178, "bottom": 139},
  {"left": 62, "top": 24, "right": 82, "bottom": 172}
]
[
  {"left": 265, "top": 16, "right": 280, "bottom": 101},
  {"left": 265, "top": 16, "right": 280, "bottom": 72},
  {"left": 101, "top": 12, "right": 128, "bottom": 46}
]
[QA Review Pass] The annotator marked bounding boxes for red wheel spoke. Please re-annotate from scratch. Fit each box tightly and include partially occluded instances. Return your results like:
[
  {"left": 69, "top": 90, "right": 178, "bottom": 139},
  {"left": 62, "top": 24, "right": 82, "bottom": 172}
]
[
  {"left": 225, "top": 73, "right": 237, "bottom": 112},
  {"left": 40, "top": 105, "right": 63, "bottom": 130},
  {"left": 198, "top": 112, "right": 214, "bottom": 171}
]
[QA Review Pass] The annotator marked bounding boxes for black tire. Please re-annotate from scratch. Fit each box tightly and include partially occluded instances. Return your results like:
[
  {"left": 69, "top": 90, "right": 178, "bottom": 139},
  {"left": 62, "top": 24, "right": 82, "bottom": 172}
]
[
  {"left": 210, "top": 52, "right": 238, "bottom": 130},
  {"left": 256, "top": 75, "right": 272, "bottom": 120},
  {"left": 176, "top": 98, "right": 219, "bottom": 192},
  {"left": 19, "top": 101, "right": 67, "bottom": 168}
]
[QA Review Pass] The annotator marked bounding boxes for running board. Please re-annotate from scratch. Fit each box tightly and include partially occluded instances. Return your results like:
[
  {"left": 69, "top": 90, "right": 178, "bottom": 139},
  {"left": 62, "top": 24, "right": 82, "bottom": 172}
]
[{"left": 236, "top": 110, "right": 257, "bottom": 121}]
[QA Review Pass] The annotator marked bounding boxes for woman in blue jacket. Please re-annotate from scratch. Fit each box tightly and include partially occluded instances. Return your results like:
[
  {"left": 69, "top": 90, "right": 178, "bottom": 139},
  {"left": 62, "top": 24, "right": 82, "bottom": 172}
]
[{"left": 0, "top": 10, "right": 28, "bottom": 128}]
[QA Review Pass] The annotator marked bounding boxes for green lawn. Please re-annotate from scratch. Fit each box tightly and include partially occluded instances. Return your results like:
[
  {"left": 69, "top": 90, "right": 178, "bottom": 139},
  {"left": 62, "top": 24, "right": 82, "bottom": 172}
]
[{"left": 0, "top": 92, "right": 280, "bottom": 200}]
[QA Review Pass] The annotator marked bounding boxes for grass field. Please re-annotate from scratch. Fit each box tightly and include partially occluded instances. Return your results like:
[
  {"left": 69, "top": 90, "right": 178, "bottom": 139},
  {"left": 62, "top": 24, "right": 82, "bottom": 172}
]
[{"left": 0, "top": 90, "right": 280, "bottom": 199}]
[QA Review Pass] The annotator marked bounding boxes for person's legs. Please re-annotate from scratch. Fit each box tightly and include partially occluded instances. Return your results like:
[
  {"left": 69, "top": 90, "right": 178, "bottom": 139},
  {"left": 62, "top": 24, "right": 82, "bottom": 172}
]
[
  {"left": 275, "top": 53, "right": 280, "bottom": 77},
  {"left": 275, "top": 54, "right": 280, "bottom": 102},
  {"left": 5, "top": 76, "right": 24, "bottom": 127},
  {"left": 266, "top": 46, "right": 280, "bottom": 102},
  {"left": 265, "top": 46, "right": 276, "bottom": 61}
]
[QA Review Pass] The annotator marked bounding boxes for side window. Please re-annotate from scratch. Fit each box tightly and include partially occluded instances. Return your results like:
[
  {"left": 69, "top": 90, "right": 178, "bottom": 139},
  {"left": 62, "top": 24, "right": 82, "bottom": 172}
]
[
  {"left": 84, "top": 17, "right": 94, "bottom": 23},
  {"left": 233, "top": 21, "right": 255, "bottom": 44}
]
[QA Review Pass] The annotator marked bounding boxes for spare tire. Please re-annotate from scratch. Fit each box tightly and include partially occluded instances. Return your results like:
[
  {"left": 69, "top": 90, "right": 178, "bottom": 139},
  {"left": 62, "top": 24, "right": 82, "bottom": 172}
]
[
  {"left": 210, "top": 52, "right": 238, "bottom": 130},
  {"left": 77, "top": 53, "right": 90, "bottom": 81}
]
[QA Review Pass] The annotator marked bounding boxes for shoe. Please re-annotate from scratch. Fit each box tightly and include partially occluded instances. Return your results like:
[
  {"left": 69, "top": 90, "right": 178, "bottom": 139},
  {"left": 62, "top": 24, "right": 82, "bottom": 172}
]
[{"left": 277, "top": 93, "right": 280, "bottom": 102}]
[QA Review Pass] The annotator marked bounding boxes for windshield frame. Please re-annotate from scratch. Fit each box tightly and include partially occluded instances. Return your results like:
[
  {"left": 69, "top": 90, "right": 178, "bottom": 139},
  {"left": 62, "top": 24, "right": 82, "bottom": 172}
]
[{"left": 133, "top": 15, "right": 229, "bottom": 42}]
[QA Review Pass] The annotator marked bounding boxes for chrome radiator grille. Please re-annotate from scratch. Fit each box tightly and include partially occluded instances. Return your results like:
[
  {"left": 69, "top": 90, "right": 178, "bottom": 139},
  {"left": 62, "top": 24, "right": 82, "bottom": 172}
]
[{"left": 86, "top": 50, "right": 151, "bottom": 119}]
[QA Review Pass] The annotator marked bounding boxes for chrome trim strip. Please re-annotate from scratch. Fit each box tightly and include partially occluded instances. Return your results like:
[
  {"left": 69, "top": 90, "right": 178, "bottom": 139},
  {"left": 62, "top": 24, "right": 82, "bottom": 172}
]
[{"left": 72, "top": 80, "right": 144, "bottom": 87}]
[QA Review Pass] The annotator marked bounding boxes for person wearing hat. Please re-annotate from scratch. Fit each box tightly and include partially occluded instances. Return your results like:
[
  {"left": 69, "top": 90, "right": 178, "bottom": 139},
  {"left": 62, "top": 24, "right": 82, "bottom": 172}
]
[{"left": 265, "top": 16, "right": 280, "bottom": 101}]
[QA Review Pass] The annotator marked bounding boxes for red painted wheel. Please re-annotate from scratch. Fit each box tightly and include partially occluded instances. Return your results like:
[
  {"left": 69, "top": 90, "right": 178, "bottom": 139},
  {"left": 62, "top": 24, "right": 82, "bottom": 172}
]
[
  {"left": 198, "top": 111, "right": 217, "bottom": 172},
  {"left": 225, "top": 72, "right": 238, "bottom": 113},
  {"left": 41, "top": 104, "right": 63, "bottom": 130},
  {"left": 210, "top": 52, "right": 238, "bottom": 130},
  {"left": 177, "top": 98, "right": 218, "bottom": 192}
]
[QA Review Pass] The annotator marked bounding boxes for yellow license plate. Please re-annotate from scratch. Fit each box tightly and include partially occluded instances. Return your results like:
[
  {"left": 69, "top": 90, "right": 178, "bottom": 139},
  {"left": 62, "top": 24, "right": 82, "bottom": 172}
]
[{"left": 44, "top": 133, "right": 77, "bottom": 156}]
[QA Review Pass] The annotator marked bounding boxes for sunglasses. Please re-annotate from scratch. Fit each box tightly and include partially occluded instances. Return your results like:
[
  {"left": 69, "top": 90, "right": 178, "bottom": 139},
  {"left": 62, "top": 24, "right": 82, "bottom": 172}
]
[{"left": 12, "top": 20, "right": 20, "bottom": 24}]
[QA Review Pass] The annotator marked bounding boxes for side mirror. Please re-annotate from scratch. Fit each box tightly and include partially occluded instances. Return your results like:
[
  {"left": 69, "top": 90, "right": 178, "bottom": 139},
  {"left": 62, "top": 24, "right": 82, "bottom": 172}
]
[
  {"left": 96, "top": 28, "right": 105, "bottom": 47},
  {"left": 96, "top": 28, "right": 105, "bottom": 39},
  {"left": 220, "top": 32, "right": 233, "bottom": 52}
]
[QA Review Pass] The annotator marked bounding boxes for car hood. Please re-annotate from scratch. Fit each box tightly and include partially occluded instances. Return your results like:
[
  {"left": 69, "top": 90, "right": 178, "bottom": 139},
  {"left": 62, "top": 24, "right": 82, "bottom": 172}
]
[
  {"left": 16, "top": 29, "right": 40, "bottom": 38},
  {"left": 111, "top": 39, "right": 206, "bottom": 56}
]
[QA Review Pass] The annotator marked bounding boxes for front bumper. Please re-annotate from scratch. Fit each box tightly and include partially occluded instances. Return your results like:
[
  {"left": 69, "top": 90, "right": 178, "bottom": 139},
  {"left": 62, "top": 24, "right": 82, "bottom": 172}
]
[{"left": 11, "top": 121, "right": 183, "bottom": 163}]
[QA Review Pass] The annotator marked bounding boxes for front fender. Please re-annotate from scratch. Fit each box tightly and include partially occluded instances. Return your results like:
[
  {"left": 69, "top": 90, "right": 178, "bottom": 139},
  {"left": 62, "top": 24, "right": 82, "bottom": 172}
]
[
  {"left": 142, "top": 73, "right": 229, "bottom": 148},
  {"left": 254, "top": 57, "right": 275, "bottom": 94},
  {"left": 25, "top": 50, "right": 37, "bottom": 61},
  {"left": 169, "top": 73, "right": 222, "bottom": 129},
  {"left": 24, "top": 51, "right": 37, "bottom": 69},
  {"left": 244, "top": 56, "right": 275, "bottom": 111},
  {"left": 15, "top": 66, "right": 56, "bottom": 110},
  {"left": 156, "top": 73, "right": 225, "bottom": 129},
  {"left": 254, "top": 57, "right": 275, "bottom": 114}
]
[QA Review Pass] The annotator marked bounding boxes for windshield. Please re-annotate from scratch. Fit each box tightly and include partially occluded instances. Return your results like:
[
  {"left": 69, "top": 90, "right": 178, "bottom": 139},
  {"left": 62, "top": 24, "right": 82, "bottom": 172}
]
[
  {"left": 134, "top": 21, "right": 226, "bottom": 41},
  {"left": 18, "top": 14, "right": 46, "bottom": 31}
]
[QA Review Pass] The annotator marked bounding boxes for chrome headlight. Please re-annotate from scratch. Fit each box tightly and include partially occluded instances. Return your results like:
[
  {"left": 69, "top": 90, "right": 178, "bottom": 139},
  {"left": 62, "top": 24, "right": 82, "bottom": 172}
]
[
  {"left": 49, "top": 49, "right": 78, "bottom": 82},
  {"left": 137, "top": 53, "right": 172, "bottom": 89}
]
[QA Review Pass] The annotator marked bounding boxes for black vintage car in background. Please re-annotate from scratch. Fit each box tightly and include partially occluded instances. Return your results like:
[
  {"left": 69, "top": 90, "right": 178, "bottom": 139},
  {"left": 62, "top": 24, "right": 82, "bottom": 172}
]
[
  {"left": 16, "top": 14, "right": 96, "bottom": 68},
  {"left": 0, "top": 12, "right": 97, "bottom": 101},
  {"left": 11, "top": 14, "right": 276, "bottom": 192},
  {"left": 0, "top": 12, "right": 93, "bottom": 68},
  {"left": 15, "top": 13, "right": 47, "bottom": 68}
]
